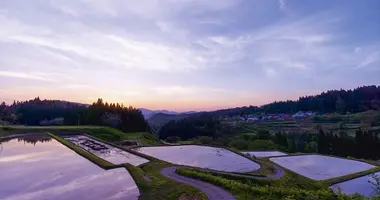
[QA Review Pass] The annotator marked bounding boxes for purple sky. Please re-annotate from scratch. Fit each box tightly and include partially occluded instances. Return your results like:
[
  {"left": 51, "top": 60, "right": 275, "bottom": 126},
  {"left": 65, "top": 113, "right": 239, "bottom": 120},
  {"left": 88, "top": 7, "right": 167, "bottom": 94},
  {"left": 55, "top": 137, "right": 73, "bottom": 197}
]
[{"left": 0, "top": 0, "right": 379, "bottom": 111}]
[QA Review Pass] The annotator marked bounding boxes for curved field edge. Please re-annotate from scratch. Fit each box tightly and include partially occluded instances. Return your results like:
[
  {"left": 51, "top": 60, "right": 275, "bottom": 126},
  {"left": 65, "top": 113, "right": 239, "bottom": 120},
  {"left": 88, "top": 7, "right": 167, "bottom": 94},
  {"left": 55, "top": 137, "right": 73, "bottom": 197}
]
[
  {"left": 134, "top": 143, "right": 280, "bottom": 178},
  {"left": 125, "top": 162, "right": 208, "bottom": 200},
  {"left": 323, "top": 167, "right": 380, "bottom": 186},
  {"left": 49, "top": 132, "right": 207, "bottom": 200},
  {"left": 268, "top": 154, "right": 380, "bottom": 184},
  {"left": 175, "top": 168, "right": 374, "bottom": 200}
]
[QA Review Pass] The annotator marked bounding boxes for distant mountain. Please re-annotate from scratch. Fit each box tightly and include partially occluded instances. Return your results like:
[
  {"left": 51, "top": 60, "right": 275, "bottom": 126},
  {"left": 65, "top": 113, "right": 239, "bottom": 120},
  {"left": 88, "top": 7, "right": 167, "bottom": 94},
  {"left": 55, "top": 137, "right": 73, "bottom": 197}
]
[{"left": 139, "top": 108, "right": 178, "bottom": 119}]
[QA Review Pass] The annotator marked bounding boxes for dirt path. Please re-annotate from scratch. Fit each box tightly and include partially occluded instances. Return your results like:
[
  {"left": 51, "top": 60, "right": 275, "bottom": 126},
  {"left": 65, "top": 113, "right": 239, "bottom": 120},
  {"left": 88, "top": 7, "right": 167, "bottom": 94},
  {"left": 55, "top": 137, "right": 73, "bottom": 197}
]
[{"left": 160, "top": 166, "right": 236, "bottom": 200}]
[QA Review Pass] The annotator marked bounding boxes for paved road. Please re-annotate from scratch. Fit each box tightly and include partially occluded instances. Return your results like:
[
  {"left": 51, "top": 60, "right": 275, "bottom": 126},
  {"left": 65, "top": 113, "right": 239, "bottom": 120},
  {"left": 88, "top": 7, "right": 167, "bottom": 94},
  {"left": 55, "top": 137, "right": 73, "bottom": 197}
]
[{"left": 160, "top": 166, "right": 236, "bottom": 200}]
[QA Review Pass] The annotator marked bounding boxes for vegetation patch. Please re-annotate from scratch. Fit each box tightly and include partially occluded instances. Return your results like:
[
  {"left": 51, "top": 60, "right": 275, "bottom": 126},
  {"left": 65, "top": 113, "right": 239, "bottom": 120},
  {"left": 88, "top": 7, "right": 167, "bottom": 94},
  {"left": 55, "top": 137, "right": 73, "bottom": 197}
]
[
  {"left": 125, "top": 162, "right": 207, "bottom": 200},
  {"left": 175, "top": 168, "right": 373, "bottom": 200}
]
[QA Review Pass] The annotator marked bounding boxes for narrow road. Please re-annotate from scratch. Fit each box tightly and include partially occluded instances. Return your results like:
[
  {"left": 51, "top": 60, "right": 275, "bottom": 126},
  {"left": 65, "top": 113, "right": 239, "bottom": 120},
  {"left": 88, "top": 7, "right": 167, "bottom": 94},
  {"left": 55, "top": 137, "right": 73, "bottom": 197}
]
[{"left": 160, "top": 166, "right": 236, "bottom": 200}]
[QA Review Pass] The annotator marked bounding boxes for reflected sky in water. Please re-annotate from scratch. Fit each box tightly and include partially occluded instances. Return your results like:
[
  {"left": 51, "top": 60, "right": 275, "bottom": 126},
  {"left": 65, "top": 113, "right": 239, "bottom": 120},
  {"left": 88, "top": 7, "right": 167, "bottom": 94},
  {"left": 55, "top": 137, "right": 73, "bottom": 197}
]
[
  {"left": 0, "top": 134, "right": 139, "bottom": 200},
  {"left": 136, "top": 145, "right": 260, "bottom": 172},
  {"left": 270, "top": 155, "right": 375, "bottom": 180},
  {"left": 65, "top": 135, "right": 149, "bottom": 166},
  {"left": 331, "top": 172, "right": 380, "bottom": 197}
]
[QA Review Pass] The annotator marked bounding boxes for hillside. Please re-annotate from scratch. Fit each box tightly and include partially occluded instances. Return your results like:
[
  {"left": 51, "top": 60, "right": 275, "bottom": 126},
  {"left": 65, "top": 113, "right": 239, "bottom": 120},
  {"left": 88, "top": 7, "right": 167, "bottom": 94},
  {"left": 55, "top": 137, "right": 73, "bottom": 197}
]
[
  {"left": 139, "top": 108, "right": 179, "bottom": 119},
  {"left": 201, "top": 85, "right": 380, "bottom": 117},
  {"left": 148, "top": 113, "right": 190, "bottom": 132}
]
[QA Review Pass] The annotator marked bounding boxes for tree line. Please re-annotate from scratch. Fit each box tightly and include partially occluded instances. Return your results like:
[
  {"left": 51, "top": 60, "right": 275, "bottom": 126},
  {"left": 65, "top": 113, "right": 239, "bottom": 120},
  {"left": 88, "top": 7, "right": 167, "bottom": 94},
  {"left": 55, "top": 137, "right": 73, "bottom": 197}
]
[
  {"left": 200, "top": 85, "right": 380, "bottom": 117},
  {"left": 272, "top": 129, "right": 380, "bottom": 160},
  {"left": 0, "top": 97, "right": 148, "bottom": 133}
]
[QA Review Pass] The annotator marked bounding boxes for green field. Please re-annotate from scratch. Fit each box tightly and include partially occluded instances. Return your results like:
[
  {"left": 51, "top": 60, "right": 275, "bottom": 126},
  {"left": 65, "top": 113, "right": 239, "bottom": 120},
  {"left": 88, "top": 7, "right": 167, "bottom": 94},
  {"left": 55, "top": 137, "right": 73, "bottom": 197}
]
[{"left": 0, "top": 125, "right": 161, "bottom": 146}]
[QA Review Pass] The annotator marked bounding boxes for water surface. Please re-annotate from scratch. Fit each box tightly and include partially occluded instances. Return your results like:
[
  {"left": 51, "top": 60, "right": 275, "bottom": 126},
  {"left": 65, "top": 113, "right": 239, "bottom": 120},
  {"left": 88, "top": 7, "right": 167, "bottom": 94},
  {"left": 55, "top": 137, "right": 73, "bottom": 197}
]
[
  {"left": 270, "top": 155, "right": 375, "bottom": 180},
  {"left": 242, "top": 151, "right": 287, "bottom": 158},
  {"left": 65, "top": 135, "right": 149, "bottom": 166},
  {"left": 136, "top": 145, "right": 260, "bottom": 172},
  {"left": 330, "top": 172, "right": 380, "bottom": 197},
  {"left": 0, "top": 134, "right": 140, "bottom": 200}
]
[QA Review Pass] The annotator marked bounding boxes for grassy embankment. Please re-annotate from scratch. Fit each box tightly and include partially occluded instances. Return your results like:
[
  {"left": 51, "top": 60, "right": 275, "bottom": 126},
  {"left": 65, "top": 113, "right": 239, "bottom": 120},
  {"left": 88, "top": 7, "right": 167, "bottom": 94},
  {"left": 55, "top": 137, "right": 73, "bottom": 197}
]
[
  {"left": 125, "top": 162, "right": 207, "bottom": 200},
  {"left": 176, "top": 168, "right": 377, "bottom": 200},
  {"left": 323, "top": 167, "right": 380, "bottom": 186},
  {"left": 47, "top": 131, "right": 206, "bottom": 200}
]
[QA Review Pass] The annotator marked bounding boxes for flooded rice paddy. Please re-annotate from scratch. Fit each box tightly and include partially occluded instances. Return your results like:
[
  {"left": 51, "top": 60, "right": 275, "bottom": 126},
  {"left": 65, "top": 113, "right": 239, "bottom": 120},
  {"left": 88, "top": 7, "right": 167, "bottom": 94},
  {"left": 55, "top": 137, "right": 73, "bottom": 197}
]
[
  {"left": 330, "top": 172, "right": 380, "bottom": 197},
  {"left": 65, "top": 135, "right": 149, "bottom": 166},
  {"left": 270, "top": 155, "right": 375, "bottom": 180},
  {"left": 135, "top": 145, "right": 260, "bottom": 172},
  {"left": 242, "top": 151, "right": 287, "bottom": 158},
  {"left": 0, "top": 134, "right": 140, "bottom": 200}
]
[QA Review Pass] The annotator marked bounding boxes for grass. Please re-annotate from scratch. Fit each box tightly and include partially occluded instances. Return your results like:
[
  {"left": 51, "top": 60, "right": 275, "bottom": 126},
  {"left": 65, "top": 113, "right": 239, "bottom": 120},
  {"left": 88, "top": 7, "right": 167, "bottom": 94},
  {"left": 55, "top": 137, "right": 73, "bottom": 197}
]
[
  {"left": 125, "top": 162, "right": 207, "bottom": 200},
  {"left": 176, "top": 168, "right": 374, "bottom": 200},
  {"left": 48, "top": 132, "right": 116, "bottom": 169}
]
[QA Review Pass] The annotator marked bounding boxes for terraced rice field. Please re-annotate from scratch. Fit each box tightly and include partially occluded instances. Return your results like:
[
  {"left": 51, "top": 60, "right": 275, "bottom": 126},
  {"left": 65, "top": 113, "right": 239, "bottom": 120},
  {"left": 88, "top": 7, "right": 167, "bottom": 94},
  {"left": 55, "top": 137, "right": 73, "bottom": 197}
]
[
  {"left": 330, "top": 172, "right": 380, "bottom": 197},
  {"left": 65, "top": 135, "right": 149, "bottom": 166},
  {"left": 135, "top": 145, "right": 260, "bottom": 172},
  {"left": 0, "top": 133, "right": 140, "bottom": 200},
  {"left": 270, "top": 155, "right": 375, "bottom": 180}
]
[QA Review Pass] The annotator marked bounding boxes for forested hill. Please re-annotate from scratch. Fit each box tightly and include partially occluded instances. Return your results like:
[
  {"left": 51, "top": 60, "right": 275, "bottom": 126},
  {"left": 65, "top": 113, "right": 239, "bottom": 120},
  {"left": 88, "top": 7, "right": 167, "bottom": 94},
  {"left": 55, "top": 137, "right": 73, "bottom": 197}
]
[
  {"left": 0, "top": 97, "right": 87, "bottom": 125},
  {"left": 0, "top": 98, "right": 148, "bottom": 133},
  {"left": 205, "top": 85, "right": 380, "bottom": 116}
]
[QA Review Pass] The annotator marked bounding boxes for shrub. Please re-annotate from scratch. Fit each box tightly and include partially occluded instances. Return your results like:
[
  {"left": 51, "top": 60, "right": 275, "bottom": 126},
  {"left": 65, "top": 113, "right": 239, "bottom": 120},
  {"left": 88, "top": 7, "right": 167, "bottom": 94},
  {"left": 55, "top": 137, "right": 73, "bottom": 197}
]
[
  {"left": 196, "top": 136, "right": 213, "bottom": 144},
  {"left": 165, "top": 136, "right": 181, "bottom": 143},
  {"left": 248, "top": 139, "right": 278, "bottom": 150},
  {"left": 305, "top": 141, "right": 318, "bottom": 153},
  {"left": 213, "top": 137, "right": 229, "bottom": 146},
  {"left": 229, "top": 139, "right": 249, "bottom": 150},
  {"left": 257, "top": 129, "right": 271, "bottom": 140}
]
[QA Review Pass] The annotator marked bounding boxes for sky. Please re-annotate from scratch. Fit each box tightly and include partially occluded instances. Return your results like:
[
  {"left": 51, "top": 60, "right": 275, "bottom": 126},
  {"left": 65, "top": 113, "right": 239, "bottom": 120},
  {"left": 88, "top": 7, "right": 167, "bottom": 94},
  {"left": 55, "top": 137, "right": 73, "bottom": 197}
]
[{"left": 0, "top": 0, "right": 379, "bottom": 111}]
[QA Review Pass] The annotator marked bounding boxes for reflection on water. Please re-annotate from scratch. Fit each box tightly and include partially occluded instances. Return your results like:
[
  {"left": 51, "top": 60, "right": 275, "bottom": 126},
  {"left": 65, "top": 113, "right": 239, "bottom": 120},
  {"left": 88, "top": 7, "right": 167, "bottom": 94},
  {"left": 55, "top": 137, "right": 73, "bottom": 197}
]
[
  {"left": 65, "top": 135, "right": 149, "bottom": 166},
  {"left": 0, "top": 134, "right": 139, "bottom": 200},
  {"left": 135, "top": 145, "right": 260, "bottom": 172},
  {"left": 330, "top": 172, "right": 380, "bottom": 197},
  {"left": 0, "top": 133, "right": 52, "bottom": 145},
  {"left": 270, "top": 155, "right": 375, "bottom": 180}
]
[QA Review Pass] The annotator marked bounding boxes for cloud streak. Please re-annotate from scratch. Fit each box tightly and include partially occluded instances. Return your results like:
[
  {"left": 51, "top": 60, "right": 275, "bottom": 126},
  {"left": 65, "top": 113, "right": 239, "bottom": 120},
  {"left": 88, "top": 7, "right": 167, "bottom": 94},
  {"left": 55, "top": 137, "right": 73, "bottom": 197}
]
[
  {"left": 0, "top": 71, "right": 57, "bottom": 82},
  {"left": 0, "top": 0, "right": 379, "bottom": 110}
]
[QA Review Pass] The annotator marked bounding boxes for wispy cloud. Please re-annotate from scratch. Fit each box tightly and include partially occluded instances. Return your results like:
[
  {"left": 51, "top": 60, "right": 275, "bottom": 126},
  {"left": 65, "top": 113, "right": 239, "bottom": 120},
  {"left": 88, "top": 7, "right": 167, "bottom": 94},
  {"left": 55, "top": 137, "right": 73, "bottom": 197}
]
[
  {"left": 0, "top": 71, "right": 57, "bottom": 82},
  {"left": 279, "top": 0, "right": 286, "bottom": 11},
  {"left": 356, "top": 51, "right": 380, "bottom": 69},
  {"left": 0, "top": 0, "right": 379, "bottom": 109}
]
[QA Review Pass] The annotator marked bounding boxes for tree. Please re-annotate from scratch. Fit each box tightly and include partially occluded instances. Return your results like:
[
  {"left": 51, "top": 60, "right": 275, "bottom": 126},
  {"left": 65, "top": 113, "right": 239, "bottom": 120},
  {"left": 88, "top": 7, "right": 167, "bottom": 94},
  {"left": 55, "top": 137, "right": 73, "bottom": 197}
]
[
  {"left": 317, "top": 129, "right": 329, "bottom": 154},
  {"left": 288, "top": 139, "right": 297, "bottom": 153},
  {"left": 335, "top": 95, "right": 346, "bottom": 114},
  {"left": 305, "top": 141, "right": 318, "bottom": 153},
  {"left": 370, "top": 173, "right": 380, "bottom": 197}
]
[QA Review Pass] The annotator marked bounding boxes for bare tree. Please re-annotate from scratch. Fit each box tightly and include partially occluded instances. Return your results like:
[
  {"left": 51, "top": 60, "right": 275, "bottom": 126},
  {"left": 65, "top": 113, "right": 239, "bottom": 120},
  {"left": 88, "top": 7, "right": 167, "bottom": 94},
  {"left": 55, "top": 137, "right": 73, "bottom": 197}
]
[{"left": 370, "top": 173, "right": 380, "bottom": 197}]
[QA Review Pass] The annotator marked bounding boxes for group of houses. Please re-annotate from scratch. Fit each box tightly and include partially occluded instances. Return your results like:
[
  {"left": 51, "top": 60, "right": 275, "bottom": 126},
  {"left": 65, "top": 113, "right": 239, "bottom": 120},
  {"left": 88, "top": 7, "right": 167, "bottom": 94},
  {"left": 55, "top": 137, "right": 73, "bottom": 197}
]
[{"left": 226, "top": 111, "right": 316, "bottom": 122}]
